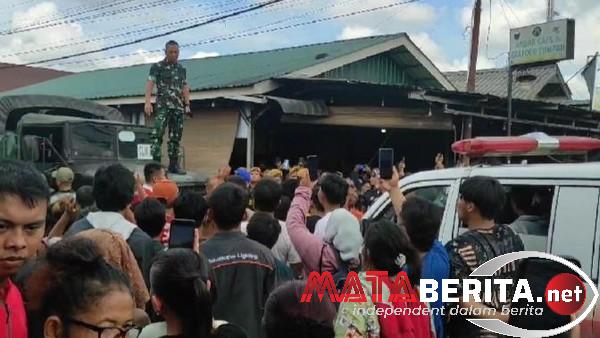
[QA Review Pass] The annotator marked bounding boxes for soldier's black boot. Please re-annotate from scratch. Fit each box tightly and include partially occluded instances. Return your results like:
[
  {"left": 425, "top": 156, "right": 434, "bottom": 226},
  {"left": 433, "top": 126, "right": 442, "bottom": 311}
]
[{"left": 168, "top": 156, "right": 186, "bottom": 175}]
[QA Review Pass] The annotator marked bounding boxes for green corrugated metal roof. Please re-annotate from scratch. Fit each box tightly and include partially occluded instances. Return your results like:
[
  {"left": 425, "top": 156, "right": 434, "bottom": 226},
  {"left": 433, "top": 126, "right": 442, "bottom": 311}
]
[{"left": 2, "top": 34, "right": 427, "bottom": 100}]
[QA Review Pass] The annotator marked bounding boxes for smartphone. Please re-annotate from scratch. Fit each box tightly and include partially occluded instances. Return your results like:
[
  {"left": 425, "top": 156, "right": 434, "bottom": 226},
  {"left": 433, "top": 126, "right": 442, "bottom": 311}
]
[
  {"left": 282, "top": 159, "right": 290, "bottom": 170},
  {"left": 168, "top": 218, "right": 197, "bottom": 249},
  {"left": 379, "top": 148, "right": 394, "bottom": 180},
  {"left": 306, "top": 155, "right": 319, "bottom": 181}
]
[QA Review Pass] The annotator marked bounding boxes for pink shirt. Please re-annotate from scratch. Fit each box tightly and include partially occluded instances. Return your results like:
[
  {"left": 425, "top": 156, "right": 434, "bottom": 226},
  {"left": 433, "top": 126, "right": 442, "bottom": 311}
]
[
  {"left": 0, "top": 279, "right": 27, "bottom": 338},
  {"left": 286, "top": 186, "right": 339, "bottom": 273}
]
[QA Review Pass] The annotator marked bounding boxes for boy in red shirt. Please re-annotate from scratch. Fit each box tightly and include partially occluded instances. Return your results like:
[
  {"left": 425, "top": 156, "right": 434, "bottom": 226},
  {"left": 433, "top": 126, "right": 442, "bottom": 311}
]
[{"left": 0, "top": 160, "right": 49, "bottom": 338}]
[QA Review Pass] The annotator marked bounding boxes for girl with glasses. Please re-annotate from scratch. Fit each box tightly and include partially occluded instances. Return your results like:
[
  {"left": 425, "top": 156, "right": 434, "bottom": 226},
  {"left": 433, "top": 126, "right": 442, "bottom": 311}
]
[{"left": 23, "top": 237, "right": 137, "bottom": 338}]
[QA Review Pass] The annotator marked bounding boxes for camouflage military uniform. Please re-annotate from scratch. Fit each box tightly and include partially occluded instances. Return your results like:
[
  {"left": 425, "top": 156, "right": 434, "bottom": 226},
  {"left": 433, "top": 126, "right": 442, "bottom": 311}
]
[{"left": 148, "top": 60, "right": 187, "bottom": 162}]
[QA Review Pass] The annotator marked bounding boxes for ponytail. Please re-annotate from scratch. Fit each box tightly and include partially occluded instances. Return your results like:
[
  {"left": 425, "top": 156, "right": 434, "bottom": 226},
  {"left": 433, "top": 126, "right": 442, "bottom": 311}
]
[
  {"left": 151, "top": 249, "right": 213, "bottom": 338},
  {"left": 363, "top": 220, "right": 421, "bottom": 286}
]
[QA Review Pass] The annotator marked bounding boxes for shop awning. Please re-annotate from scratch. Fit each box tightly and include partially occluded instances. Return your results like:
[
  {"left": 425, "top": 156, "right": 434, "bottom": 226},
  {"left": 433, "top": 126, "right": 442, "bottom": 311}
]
[
  {"left": 265, "top": 96, "right": 329, "bottom": 117},
  {"left": 280, "top": 106, "right": 453, "bottom": 130}
]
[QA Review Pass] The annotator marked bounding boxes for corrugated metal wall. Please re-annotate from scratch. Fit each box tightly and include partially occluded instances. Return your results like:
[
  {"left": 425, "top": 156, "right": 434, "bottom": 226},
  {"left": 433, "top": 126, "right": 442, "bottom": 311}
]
[{"left": 317, "top": 54, "right": 415, "bottom": 86}]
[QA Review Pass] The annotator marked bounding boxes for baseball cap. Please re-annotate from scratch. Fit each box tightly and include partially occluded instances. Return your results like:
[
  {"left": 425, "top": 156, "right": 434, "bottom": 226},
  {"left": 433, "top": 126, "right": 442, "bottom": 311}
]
[
  {"left": 52, "top": 167, "right": 74, "bottom": 184},
  {"left": 234, "top": 168, "right": 251, "bottom": 185},
  {"left": 151, "top": 179, "right": 179, "bottom": 206}
]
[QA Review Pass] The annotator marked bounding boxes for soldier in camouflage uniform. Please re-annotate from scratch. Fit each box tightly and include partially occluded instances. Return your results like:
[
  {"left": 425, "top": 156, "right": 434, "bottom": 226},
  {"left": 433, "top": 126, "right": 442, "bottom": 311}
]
[{"left": 144, "top": 40, "right": 190, "bottom": 174}]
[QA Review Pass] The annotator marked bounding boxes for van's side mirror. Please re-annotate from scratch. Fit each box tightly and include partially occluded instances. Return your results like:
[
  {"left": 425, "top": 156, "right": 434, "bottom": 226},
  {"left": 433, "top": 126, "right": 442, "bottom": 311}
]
[{"left": 21, "top": 135, "right": 40, "bottom": 162}]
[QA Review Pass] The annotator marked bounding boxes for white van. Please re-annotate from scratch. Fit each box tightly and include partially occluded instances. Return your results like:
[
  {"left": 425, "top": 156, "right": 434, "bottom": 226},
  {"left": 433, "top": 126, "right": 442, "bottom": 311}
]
[{"left": 363, "top": 162, "right": 600, "bottom": 337}]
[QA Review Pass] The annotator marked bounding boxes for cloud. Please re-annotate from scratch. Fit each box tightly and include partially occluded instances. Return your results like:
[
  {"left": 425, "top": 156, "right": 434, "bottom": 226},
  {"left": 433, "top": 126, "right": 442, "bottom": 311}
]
[
  {"left": 338, "top": 26, "right": 378, "bottom": 40},
  {"left": 330, "top": 0, "right": 437, "bottom": 33},
  {"left": 191, "top": 51, "right": 220, "bottom": 59},
  {"left": 0, "top": 1, "right": 90, "bottom": 65},
  {"left": 410, "top": 32, "right": 495, "bottom": 73},
  {"left": 88, "top": 49, "right": 163, "bottom": 70}
]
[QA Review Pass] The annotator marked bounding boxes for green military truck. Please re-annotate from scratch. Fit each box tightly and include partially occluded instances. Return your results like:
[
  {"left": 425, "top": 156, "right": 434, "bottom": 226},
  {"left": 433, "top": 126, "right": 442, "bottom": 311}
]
[{"left": 0, "top": 95, "right": 206, "bottom": 191}]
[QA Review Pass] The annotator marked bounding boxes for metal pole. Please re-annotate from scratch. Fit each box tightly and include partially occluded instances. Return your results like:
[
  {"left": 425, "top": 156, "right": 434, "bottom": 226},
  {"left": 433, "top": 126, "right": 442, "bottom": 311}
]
[
  {"left": 245, "top": 106, "right": 254, "bottom": 168},
  {"left": 547, "top": 0, "right": 555, "bottom": 22},
  {"left": 464, "top": 0, "right": 482, "bottom": 139},
  {"left": 507, "top": 65, "right": 513, "bottom": 136}
]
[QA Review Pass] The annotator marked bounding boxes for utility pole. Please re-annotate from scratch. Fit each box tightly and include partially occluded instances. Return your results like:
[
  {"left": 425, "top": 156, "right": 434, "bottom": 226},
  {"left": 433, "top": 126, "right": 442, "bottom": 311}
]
[
  {"left": 463, "top": 0, "right": 482, "bottom": 139},
  {"left": 546, "top": 0, "right": 555, "bottom": 22}
]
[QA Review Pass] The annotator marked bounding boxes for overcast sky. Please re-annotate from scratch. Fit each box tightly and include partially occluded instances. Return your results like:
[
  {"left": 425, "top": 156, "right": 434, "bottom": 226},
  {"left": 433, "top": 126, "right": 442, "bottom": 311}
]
[{"left": 0, "top": 0, "right": 598, "bottom": 98}]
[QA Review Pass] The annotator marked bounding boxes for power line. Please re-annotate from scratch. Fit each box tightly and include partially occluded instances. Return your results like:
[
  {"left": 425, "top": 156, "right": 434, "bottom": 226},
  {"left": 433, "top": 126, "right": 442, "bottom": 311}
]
[
  {"left": 43, "top": 0, "right": 421, "bottom": 69},
  {"left": 0, "top": 0, "right": 287, "bottom": 69},
  {"left": 0, "top": 0, "right": 140, "bottom": 32},
  {"left": 0, "top": 0, "right": 248, "bottom": 55},
  {"left": 5, "top": 0, "right": 38, "bottom": 10},
  {"left": 504, "top": 0, "right": 534, "bottom": 23},
  {"left": 0, "top": 0, "right": 194, "bottom": 35},
  {"left": 497, "top": 0, "right": 514, "bottom": 28},
  {"left": 1, "top": 0, "right": 356, "bottom": 61},
  {"left": 5, "top": 0, "right": 328, "bottom": 59},
  {"left": 0, "top": 0, "right": 260, "bottom": 58},
  {"left": 500, "top": 0, "right": 521, "bottom": 24},
  {"left": 27, "top": 0, "right": 333, "bottom": 67},
  {"left": 3, "top": 0, "right": 247, "bottom": 32},
  {"left": 565, "top": 63, "right": 591, "bottom": 83},
  {"left": 485, "top": 0, "right": 492, "bottom": 59}
]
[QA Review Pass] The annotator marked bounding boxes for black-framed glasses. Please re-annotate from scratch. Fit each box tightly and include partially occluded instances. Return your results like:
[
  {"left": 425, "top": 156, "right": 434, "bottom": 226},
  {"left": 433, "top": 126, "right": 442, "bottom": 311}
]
[{"left": 64, "top": 317, "right": 139, "bottom": 338}]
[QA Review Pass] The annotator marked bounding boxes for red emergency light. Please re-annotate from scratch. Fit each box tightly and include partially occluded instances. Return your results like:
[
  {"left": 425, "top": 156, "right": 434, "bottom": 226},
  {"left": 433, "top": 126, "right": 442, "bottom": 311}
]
[{"left": 452, "top": 133, "right": 600, "bottom": 157}]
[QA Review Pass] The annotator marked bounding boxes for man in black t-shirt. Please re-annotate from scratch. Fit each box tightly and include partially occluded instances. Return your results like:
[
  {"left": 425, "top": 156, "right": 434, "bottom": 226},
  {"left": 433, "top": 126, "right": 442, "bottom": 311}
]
[
  {"left": 202, "top": 183, "right": 277, "bottom": 338},
  {"left": 446, "top": 176, "right": 524, "bottom": 338}
]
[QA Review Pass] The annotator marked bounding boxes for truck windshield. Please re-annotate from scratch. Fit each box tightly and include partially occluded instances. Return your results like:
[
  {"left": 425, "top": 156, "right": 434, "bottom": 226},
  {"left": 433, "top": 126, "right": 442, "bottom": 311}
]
[
  {"left": 71, "top": 123, "right": 116, "bottom": 159},
  {"left": 118, "top": 127, "right": 153, "bottom": 160}
]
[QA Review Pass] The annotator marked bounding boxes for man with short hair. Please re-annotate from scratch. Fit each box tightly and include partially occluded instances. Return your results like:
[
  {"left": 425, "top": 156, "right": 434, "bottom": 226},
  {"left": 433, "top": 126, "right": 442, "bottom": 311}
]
[
  {"left": 134, "top": 197, "right": 166, "bottom": 267},
  {"left": 65, "top": 164, "right": 155, "bottom": 283},
  {"left": 241, "top": 179, "right": 302, "bottom": 277},
  {"left": 144, "top": 40, "right": 190, "bottom": 174},
  {"left": 509, "top": 186, "right": 548, "bottom": 236},
  {"left": 287, "top": 171, "right": 362, "bottom": 274},
  {"left": 313, "top": 173, "right": 349, "bottom": 239},
  {"left": 445, "top": 176, "right": 524, "bottom": 338},
  {"left": 173, "top": 191, "right": 208, "bottom": 227},
  {"left": 75, "top": 185, "right": 96, "bottom": 218},
  {"left": 0, "top": 160, "right": 49, "bottom": 338},
  {"left": 247, "top": 212, "right": 294, "bottom": 282},
  {"left": 402, "top": 196, "right": 449, "bottom": 338},
  {"left": 201, "top": 183, "right": 277, "bottom": 338},
  {"left": 49, "top": 167, "right": 76, "bottom": 206},
  {"left": 134, "top": 198, "right": 166, "bottom": 241},
  {"left": 143, "top": 162, "right": 166, "bottom": 195}
]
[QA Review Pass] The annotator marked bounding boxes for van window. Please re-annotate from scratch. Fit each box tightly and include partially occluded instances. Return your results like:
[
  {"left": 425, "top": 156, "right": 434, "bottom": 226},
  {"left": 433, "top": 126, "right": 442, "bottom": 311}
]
[
  {"left": 372, "top": 185, "right": 450, "bottom": 223},
  {"left": 501, "top": 185, "right": 555, "bottom": 252},
  {"left": 458, "top": 185, "right": 555, "bottom": 251},
  {"left": 406, "top": 186, "right": 450, "bottom": 211},
  {"left": 550, "top": 187, "right": 599, "bottom": 277}
]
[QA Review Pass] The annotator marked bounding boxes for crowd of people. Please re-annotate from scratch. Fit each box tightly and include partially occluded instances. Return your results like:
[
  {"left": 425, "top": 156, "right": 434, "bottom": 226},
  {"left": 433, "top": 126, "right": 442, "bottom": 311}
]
[{"left": 0, "top": 155, "right": 576, "bottom": 338}]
